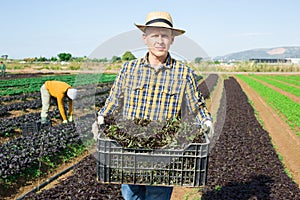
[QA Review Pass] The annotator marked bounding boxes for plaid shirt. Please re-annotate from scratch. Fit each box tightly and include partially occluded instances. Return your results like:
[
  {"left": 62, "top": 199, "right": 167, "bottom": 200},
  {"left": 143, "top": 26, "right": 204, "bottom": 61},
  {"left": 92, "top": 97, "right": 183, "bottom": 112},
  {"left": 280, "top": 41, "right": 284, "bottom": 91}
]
[{"left": 98, "top": 53, "right": 211, "bottom": 124}]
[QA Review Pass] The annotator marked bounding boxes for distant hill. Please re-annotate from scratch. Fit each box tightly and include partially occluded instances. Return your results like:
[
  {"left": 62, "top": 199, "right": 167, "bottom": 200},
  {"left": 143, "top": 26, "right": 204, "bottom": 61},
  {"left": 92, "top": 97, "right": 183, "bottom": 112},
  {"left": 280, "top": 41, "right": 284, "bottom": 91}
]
[{"left": 215, "top": 46, "right": 300, "bottom": 61}]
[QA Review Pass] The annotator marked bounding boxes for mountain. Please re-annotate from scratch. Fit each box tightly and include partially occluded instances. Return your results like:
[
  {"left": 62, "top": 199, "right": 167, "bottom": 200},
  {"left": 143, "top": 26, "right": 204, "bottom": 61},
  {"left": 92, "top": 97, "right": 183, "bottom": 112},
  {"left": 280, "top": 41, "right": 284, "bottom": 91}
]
[{"left": 215, "top": 46, "right": 300, "bottom": 61}]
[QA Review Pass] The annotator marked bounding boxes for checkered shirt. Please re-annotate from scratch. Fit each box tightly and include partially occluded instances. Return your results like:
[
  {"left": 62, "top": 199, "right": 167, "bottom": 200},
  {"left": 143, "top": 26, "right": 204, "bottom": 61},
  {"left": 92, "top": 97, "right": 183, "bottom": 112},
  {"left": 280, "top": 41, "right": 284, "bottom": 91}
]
[{"left": 98, "top": 54, "right": 211, "bottom": 124}]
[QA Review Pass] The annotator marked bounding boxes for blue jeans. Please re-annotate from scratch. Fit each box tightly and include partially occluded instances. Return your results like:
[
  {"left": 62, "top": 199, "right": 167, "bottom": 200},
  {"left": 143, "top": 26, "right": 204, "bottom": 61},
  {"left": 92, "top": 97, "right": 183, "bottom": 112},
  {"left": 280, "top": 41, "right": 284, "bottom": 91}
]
[{"left": 122, "top": 184, "right": 173, "bottom": 200}]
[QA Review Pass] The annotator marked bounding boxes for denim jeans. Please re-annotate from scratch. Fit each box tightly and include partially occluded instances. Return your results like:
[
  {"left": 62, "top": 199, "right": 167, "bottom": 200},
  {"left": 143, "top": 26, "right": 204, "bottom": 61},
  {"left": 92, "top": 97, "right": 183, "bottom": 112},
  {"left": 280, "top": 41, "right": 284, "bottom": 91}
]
[{"left": 122, "top": 184, "right": 173, "bottom": 200}]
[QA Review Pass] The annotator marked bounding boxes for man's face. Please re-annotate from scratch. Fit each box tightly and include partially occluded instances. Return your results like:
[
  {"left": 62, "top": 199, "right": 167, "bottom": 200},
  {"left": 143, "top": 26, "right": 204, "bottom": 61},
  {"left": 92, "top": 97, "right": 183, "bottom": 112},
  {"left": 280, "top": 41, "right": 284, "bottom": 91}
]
[{"left": 143, "top": 27, "right": 174, "bottom": 59}]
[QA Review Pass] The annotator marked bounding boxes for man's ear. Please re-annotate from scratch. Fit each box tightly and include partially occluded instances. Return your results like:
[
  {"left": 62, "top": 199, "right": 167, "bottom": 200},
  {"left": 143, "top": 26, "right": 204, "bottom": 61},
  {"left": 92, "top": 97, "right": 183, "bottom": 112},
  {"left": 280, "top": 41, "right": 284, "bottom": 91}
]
[
  {"left": 171, "top": 35, "right": 175, "bottom": 45},
  {"left": 142, "top": 33, "right": 147, "bottom": 45}
]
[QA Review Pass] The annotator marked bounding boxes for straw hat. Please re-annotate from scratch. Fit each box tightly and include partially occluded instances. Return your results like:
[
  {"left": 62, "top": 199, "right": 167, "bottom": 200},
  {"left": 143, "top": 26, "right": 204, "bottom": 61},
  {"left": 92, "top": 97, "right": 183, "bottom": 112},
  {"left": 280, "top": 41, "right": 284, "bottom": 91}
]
[
  {"left": 135, "top": 11, "right": 185, "bottom": 36},
  {"left": 67, "top": 88, "right": 77, "bottom": 100}
]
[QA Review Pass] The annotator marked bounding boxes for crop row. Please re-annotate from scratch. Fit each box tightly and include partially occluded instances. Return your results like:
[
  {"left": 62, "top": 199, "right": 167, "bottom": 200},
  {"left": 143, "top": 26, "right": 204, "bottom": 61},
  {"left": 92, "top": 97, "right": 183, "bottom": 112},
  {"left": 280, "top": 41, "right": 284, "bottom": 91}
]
[
  {"left": 0, "top": 99, "right": 41, "bottom": 117},
  {"left": 0, "top": 110, "right": 58, "bottom": 137},
  {"left": 266, "top": 75, "right": 300, "bottom": 86},
  {"left": 0, "top": 83, "right": 112, "bottom": 118},
  {"left": 203, "top": 77, "right": 300, "bottom": 199},
  {"left": 0, "top": 93, "right": 110, "bottom": 138},
  {"left": 0, "top": 92, "right": 39, "bottom": 102},
  {"left": 0, "top": 73, "right": 116, "bottom": 96},
  {"left": 236, "top": 75, "right": 300, "bottom": 135},
  {"left": 198, "top": 74, "right": 219, "bottom": 99},
  {"left": 250, "top": 74, "right": 300, "bottom": 97},
  {"left": 0, "top": 115, "right": 94, "bottom": 180}
]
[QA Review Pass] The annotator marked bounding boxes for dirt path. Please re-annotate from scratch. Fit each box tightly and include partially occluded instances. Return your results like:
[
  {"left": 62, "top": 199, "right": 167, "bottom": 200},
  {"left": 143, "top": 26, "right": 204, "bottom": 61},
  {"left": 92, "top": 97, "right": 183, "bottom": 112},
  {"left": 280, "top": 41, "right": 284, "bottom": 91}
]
[{"left": 235, "top": 76, "right": 300, "bottom": 186}]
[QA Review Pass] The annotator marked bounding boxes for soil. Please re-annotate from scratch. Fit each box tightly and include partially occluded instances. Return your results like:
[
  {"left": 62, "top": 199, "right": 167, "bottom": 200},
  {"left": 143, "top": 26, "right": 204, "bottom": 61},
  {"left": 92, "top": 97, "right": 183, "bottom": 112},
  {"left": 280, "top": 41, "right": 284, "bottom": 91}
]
[{"left": 235, "top": 75, "right": 300, "bottom": 186}]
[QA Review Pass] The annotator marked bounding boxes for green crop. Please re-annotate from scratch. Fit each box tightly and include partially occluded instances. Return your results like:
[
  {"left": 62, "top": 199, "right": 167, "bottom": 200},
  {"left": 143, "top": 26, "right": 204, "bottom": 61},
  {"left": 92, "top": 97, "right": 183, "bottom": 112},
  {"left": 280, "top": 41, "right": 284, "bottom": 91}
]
[{"left": 237, "top": 75, "right": 300, "bottom": 136}]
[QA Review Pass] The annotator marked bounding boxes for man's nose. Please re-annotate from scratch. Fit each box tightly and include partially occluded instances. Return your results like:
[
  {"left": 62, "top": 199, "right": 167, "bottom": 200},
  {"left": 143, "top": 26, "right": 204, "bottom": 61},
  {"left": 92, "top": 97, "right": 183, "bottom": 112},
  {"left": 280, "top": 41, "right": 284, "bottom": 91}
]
[{"left": 156, "top": 35, "right": 164, "bottom": 43}]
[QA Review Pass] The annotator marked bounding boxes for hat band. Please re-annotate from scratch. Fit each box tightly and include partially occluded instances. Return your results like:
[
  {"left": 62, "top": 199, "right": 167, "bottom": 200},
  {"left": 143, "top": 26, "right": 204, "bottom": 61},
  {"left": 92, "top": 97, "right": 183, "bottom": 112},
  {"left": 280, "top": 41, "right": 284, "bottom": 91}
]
[{"left": 145, "top": 18, "right": 173, "bottom": 28}]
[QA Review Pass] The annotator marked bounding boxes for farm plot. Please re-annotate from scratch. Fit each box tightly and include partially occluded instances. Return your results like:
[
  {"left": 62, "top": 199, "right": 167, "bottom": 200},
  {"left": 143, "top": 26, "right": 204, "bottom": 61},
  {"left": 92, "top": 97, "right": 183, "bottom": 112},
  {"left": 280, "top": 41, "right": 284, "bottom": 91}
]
[
  {"left": 11, "top": 74, "right": 218, "bottom": 200},
  {"left": 0, "top": 73, "right": 115, "bottom": 199},
  {"left": 235, "top": 74, "right": 300, "bottom": 186},
  {"left": 20, "top": 76, "right": 300, "bottom": 200},
  {"left": 203, "top": 77, "right": 300, "bottom": 199},
  {"left": 236, "top": 74, "right": 300, "bottom": 135},
  {"left": 0, "top": 73, "right": 218, "bottom": 199},
  {"left": 3, "top": 73, "right": 300, "bottom": 199}
]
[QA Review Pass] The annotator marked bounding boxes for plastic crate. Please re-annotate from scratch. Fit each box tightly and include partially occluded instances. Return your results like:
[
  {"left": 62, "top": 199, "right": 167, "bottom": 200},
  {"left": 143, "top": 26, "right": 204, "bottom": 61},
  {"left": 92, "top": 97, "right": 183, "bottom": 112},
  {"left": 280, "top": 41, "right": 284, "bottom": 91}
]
[
  {"left": 22, "top": 120, "right": 51, "bottom": 136},
  {"left": 96, "top": 134, "right": 210, "bottom": 187}
]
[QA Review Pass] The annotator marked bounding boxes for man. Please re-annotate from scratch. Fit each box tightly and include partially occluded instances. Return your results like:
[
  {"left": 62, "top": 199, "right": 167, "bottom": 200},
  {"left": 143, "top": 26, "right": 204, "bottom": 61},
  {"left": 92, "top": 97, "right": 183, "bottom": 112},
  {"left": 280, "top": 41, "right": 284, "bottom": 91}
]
[
  {"left": 40, "top": 80, "right": 77, "bottom": 124},
  {"left": 96, "top": 11, "right": 212, "bottom": 200},
  {"left": 1, "top": 61, "right": 6, "bottom": 78}
]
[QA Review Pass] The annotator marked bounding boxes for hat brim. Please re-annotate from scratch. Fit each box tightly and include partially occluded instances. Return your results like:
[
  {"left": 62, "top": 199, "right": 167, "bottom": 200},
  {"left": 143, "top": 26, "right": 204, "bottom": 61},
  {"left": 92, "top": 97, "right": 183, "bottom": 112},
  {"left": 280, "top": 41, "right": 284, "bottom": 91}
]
[{"left": 135, "top": 23, "right": 185, "bottom": 36}]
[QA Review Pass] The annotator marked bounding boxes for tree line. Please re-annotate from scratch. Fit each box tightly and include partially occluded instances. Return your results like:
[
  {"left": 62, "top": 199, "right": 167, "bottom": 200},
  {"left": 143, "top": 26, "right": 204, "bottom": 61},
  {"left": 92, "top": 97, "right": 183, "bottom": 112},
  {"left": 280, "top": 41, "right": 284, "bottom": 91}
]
[{"left": 20, "top": 51, "right": 137, "bottom": 63}]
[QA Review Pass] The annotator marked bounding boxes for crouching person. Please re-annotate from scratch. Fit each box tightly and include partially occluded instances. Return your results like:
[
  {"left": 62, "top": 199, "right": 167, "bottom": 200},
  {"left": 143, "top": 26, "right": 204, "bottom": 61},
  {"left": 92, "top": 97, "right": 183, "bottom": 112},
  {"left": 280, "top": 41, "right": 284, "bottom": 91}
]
[{"left": 40, "top": 80, "right": 77, "bottom": 124}]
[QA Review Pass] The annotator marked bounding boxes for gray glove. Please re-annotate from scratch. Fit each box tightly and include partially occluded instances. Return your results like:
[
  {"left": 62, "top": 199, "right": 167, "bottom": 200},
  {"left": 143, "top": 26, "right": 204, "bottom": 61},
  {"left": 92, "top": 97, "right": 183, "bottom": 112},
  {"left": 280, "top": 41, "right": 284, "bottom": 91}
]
[
  {"left": 92, "top": 121, "right": 99, "bottom": 140},
  {"left": 97, "top": 116, "right": 104, "bottom": 125},
  {"left": 68, "top": 115, "right": 73, "bottom": 122},
  {"left": 41, "top": 117, "right": 47, "bottom": 124},
  {"left": 203, "top": 120, "right": 213, "bottom": 139},
  {"left": 97, "top": 115, "right": 105, "bottom": 128},
  {"left": 92, "top": 116, "right": 105, "bottom": 140}
]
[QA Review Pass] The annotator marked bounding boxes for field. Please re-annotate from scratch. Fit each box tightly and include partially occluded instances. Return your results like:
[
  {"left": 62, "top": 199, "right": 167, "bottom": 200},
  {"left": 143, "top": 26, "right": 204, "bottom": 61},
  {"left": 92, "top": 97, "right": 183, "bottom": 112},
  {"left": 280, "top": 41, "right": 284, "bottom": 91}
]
[{"left": 0, "top": 68, "right": 300, "bottom": 199}]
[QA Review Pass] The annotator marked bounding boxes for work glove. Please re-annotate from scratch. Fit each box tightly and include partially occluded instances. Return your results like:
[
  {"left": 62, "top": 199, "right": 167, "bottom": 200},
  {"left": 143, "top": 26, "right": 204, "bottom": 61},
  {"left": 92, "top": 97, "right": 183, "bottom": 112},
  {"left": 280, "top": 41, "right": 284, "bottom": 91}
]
[
  {"left": 68, "top": 115, "right": 73, "bottom": 122},
  {"left": 92, "top": 115, "right": 105, "bottom": 140},
  {"left": 92, "top": 121, "right": 99, "bottom": 140},
  {"left": 97, "top": 116, "right": 104, "bottom": 125},
  {"left": 203, "top": 120, "right": 213, "bottom": 139},
  {"left": 63, "top": 120, "right": 68, "bottom": 124},
  {"left": 41, "top": 117, "right": 47, "bottom": 124}
]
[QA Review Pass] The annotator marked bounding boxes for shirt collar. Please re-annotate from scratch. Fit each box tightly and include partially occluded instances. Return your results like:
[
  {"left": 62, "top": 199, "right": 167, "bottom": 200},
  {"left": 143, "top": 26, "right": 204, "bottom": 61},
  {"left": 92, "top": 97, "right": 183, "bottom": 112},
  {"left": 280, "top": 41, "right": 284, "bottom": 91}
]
[{"left": 141, "top": 53, "right": 173, "bottom": 69}]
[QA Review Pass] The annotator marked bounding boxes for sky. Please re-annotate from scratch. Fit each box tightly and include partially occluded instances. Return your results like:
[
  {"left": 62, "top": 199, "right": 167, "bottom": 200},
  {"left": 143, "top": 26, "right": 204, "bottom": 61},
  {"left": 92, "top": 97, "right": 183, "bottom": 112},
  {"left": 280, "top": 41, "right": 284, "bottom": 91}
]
[{"left": 1, "top": 0, "right": 300, "bottom": 59}]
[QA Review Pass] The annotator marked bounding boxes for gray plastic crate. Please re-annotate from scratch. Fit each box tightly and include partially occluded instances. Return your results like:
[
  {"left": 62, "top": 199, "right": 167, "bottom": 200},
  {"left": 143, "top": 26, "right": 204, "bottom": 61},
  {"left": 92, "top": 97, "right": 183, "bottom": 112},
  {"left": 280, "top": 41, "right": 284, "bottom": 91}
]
[
  {"left": 22, "top": 120, "right": 51, "bottom": 136},
  {"left": 96, "top": 134, "right": 210, "bottom": 187}
]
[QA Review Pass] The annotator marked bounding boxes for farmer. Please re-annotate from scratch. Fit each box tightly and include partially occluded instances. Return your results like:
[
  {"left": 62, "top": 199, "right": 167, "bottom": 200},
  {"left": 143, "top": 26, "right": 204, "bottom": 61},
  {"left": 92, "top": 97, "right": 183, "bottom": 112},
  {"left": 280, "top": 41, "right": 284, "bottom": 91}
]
[
  {"left": 1, "top": 61, "right": 6, "bottom": 78},
  {"left": 40, "top": 80, "right": 77, "bottom": 124},
  {"left": 95, "top": 11, "right": 212, "bottom": 200}
]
